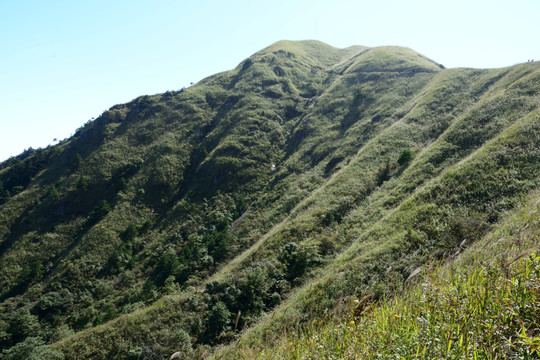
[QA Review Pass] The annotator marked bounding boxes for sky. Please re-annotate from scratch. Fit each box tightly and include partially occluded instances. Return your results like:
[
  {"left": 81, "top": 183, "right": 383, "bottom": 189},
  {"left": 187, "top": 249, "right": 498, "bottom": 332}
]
[{"left": 1, "top": 0, "right": 539, "bottom": 161}]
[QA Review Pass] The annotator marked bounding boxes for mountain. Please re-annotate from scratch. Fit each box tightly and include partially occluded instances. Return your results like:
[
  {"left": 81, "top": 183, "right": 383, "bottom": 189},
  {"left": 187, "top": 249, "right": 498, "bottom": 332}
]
[{"left": 0, "top": 40, "right": 538, "bottom": 359}]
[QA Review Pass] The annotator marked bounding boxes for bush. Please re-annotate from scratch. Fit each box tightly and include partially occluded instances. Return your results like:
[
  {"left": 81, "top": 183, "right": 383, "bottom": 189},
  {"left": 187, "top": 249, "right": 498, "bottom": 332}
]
[
  {"left": 121, "top": 224, "right": 139, "bottom": 241},
  {"left": 88, "top": 200, "right": 111, "bottom": 224},
  {"left": 75, "top": 176, "right": 88, "bottom": 191},
  {"left": 205, "top": 302, "right": 231, "bottom": 341},
  {"left": 397, "top": 148, "right": 413, "bottom": 166},
  {"left": 36, "top": 289, "right": 74, "bottom": 316},
  {"left": 279, "top": 242, "right": 309, "bottom": 281},
  {"left": 152, "top": 251, "right": 179, "bottom": 286},
  {"left": 6, "top": 308, "right": 39, "bottom": 344},
  {"left": 69, "top": 153, "right": 83, "bottom": 171},
  {"left": 238, "top": 267, "right": 268, "bottom": 316},
  {"left": 44, "top": 185, "right": 60, "bottom": 203},
  {"left": 1, "top": 337, "right": 64, "bottom": 360}
]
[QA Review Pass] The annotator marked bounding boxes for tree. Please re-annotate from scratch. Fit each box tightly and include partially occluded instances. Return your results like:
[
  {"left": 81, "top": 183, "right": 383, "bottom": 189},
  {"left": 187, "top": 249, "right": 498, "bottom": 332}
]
[
  {"left": 376, "top": 159, "right": 391, "bottom": 186},
  {"left": 88, "top": 200, "right": 111, "bottom": 224},
  {"left": 0, "top": 181, "right": 9, "bottom": 203},
  {"left": 11, "top": 262, "right": 43, "bottom": 296},
  {"left": 211, "top": 231, "right": 232, "bottom": 262},
  {"left": 205, "top": 302, "right": 231, "bottom": 341},
  {"left": 121, "top": 224, "right": 139, "bottom": 241},
  {"left": 1, "top": 337, "right": 64, "bottom": 360},
  {"left": 397, "top": 148, "right": 413, "bottom": 167},
  {"left": 117, "top": 177, "right": 127, "bottom": 191},
  {"left": 44, "top": 185, "right": 60, "bottom": 203},
  {"left": 153, "top": 250, "right": 179, "bottom": 286},
  {"left": 36, "top": 289, "right": 74, "bottom": 316},
  {"left": 6, "top": 309, "right": 39, "bottom": 344},
  {"left": 69, "top": 153, "right": 83, "bottom": 171},
  {"left": 238, "top": 267, "right": 268, "bottom": 315},
  {"left": 279, "top": 242, "right": 309, "bottom": 281},
  {"left": 76, "top": 176, "right": 88, "bottom": 192}
]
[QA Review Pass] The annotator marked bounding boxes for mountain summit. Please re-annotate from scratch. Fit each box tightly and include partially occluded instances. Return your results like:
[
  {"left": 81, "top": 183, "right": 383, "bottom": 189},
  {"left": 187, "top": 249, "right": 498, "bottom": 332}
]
[{"left": 0, "top": 41, "right": 539, "bottom": 359}]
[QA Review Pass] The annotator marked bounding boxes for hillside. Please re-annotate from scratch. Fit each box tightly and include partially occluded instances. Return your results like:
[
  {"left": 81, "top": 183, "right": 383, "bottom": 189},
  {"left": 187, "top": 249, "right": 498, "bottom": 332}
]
[
  {"left": 224, "top": 191, "right": 540, "bottom": 359},
  {"left": 0, "top": 40, "right": 539, "bottom": 359}
]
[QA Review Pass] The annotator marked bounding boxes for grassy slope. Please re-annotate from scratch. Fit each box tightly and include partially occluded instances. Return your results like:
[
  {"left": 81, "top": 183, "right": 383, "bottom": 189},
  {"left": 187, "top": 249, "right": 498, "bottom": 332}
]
[
  {"left": 213, "top": 98, "right": 540, "bottom": 358},
  {"left": 241, "top": 190, "right": 540, "bottom": 359},
  {"left": 57, "top": 58, "right": 539, "bottom": 359},
  {"left": 0, "top": 41, "right": 539, "bottom": 359}
]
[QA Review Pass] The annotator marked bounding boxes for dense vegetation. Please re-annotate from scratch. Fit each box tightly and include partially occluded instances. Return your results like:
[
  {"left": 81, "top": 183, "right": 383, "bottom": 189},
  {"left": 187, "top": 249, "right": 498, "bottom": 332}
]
[
  {"left": 0, "top": 40, "right": 538, "bottom": 359},
  {"left": 220, "top": 191, "right": 540, "bottom": 359}
]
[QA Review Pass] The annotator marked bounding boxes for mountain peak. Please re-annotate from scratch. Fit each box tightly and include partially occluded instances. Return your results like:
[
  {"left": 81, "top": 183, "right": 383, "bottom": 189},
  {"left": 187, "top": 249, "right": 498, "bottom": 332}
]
[
  {"left": 252, "top": 39, "right": 368, "bottom": 68},
  {"left": 249, "top": 40, "right": 442, "bottom": 74},
  {"left": 341, "top": 46, "right": 444, "bottom": 73}
]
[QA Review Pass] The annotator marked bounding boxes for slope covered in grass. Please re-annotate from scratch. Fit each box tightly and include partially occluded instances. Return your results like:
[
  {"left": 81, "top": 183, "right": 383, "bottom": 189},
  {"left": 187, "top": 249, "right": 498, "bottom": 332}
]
[
  {"left": 0, "top": 40, "right": 539, "bottom": 359},
  {"left": 230, "top": 192, "right": 540, "bottom": 359}
]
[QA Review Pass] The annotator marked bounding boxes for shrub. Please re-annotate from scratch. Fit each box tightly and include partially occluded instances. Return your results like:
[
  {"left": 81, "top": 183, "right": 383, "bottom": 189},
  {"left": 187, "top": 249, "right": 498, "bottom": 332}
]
[
  {"left": 36, "top": 289, "right": 74, "bottom": 316},
  {"left": 205, "top": 302, "right": 231, "bottom": 341},
  {"left": 376, "top": 160, "right": 391, "bottom": 186},
  {"left": 1, "top": 337, "right": 64, "bottom": 360},
  {"left": 279, "top": 242, "right": 313, "bottom": 281},
  {"left": 44, "top": 185, "right": 60, "bottom": 203},
  {"left": 153, "top": 251, "right": 179, "bottom": 286},
  {"left": 397, "top": 148, "right": 413, "bottom": 166},
  {"left": 75, "top": 176, "right": 88, "bottom": 191},
  {"left": 121, "top": 224, "right": 139, "bottom": 241},
  {"left": 69, "top": 153, "right": 83, "bottom": 171},
  {"left": 87, "top": 200, "right": 111, "bottom": 224},
  {"left": 6, "top": 309, "right": 39, "bottom": 344}
]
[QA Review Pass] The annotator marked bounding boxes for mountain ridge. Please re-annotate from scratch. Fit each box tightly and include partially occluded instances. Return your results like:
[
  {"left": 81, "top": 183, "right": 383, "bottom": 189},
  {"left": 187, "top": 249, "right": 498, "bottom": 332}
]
[{"left": 0, "top": 40, "right": 539, "bottom": 359}]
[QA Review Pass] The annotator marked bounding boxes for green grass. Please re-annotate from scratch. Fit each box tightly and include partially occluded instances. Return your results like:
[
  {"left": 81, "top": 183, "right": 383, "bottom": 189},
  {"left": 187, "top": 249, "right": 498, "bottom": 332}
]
[{"left": 220, "top": 191, "right": 540, "bottom": 359}]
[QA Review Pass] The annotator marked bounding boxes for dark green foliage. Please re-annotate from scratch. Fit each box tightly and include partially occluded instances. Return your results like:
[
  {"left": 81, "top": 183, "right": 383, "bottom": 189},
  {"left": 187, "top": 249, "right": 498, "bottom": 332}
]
[
  {"left": 397, "top": 148, "right": 413, "bottom": 166},
  {"left": 205, "top": 302, "right": 231, "bottom": 341},
  {"left": 87, "top": 200, "right": 111, "bottom": 224},
  {"left": 205, "top": 230, "right": 233, "bottom": 262},
  {"left": 11, "top": 185, "right": 24, "bottom": 194},
  {"left": 36, "top": 289, "right": 74, "bottom": 317},
  {"left": 75, "top": 176, "right": 88, "bottom": 192},
  {"left": 376, "top": 159, "right": 391, "bottom": 186},
  {"left": 234, "top": 196, "right": 247, "bottom": 218},
  {"left": 125, "top": 347, "right": 142, "bottom": 360},
  {"left": 0, "top": 148, "right": 57, "bottom": 194},
  {"left": 7, "top": 261, "right": 43, "bottom": 298},
  {"left": 140, "top": 280, "right": 157, "bottom": 302},
  {"left": 279, "top": 242, "right": 313, "bottom": 281},
  {"left": 139, "top": 219, "right": 153, "bottom": 234},
  {"left": 121, "top": 223, "right": 139, "bottom": 241},
  {"left": 237, "top": 267, "right": 268, "bottom": 316},
  {"left": 44, "top": 184, "right": 60, "bottom": 203},
  {"left": 1, "top": 337, "right": 64, "bottom": 360},
  {"left": 6, "top": 309, "right": 39, "bottom": 344},
  {"left": 152, "top": 251, "right": 179, "bottom": 286},
  {"left": 242, "top": 59, "right": 253, "bottom": 70},
  {"left": 0, "top": 181, "right": 9, "bottom": 204},
  {"left": 69, "top": 153, "right": 83, "bottom": 172}
]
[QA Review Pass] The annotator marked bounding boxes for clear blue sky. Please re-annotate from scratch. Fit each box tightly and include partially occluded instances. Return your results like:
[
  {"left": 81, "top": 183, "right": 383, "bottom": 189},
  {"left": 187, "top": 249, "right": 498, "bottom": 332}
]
[{"left": 1, "top": 0, "right": 539, "bottom": 161}]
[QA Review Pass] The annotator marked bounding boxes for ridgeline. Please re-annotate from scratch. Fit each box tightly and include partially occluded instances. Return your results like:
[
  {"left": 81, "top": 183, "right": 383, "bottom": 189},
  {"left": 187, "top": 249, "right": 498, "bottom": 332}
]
[{"left": 0, "top": 40, "right": 539, "bottom": 359}]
